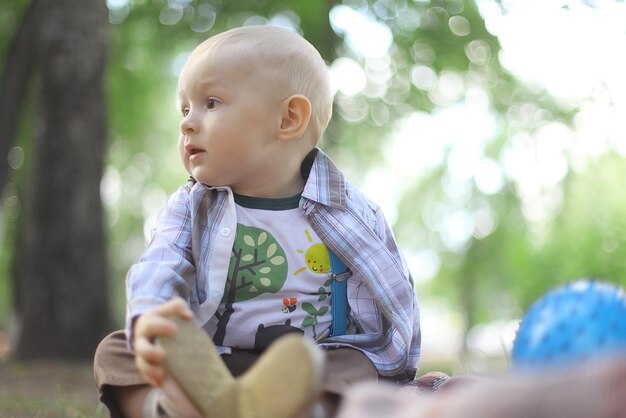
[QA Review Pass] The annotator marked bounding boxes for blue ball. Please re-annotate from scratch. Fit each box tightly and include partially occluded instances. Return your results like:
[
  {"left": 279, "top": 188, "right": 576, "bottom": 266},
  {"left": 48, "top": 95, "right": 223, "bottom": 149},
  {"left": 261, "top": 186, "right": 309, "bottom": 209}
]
[{"left": 511, "top": 279, "right": 626, "bottom": 371}]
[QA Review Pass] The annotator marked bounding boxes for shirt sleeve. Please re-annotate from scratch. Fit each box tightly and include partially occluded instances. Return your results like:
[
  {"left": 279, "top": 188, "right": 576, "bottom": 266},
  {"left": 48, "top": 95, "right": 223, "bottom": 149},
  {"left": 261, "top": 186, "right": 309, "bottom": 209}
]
[
  {"left": 125, "top": 185, "right": 197, "bottom": 343},
  {"left": 372, "top": 204, "right": 422, "bottom": 374}
]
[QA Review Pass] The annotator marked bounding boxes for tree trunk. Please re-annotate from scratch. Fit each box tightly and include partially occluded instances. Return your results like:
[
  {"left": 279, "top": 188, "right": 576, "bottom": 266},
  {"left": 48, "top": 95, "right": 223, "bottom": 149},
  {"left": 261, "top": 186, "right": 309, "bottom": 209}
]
[
  {"left": 13, "top": 0, "right": 111, "bottom": 360},
  {"left": 0, "top": 0, "right": 40, "bottom": 194}
]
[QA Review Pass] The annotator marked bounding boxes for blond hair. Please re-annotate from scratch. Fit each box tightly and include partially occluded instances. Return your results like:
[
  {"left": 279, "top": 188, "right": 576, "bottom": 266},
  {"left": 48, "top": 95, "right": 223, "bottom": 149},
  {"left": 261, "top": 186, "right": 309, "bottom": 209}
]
[{"left": 190, "top": 26, "right": 333, "bottom": 143}]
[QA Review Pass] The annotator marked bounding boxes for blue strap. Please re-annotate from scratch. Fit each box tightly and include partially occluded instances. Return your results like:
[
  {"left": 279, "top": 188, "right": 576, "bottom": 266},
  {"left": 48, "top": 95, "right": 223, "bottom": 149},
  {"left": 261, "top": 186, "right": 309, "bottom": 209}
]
[{"left": 329, "top": 250, "right": 349, "bottom": 337}]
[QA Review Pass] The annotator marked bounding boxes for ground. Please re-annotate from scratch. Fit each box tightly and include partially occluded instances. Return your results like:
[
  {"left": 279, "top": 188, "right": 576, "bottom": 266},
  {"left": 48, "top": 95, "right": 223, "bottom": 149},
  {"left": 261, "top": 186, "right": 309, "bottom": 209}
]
[
  {"left": 0, "top": 347, "right": 461, "bottom": 418},
  {"left": 0, "top": 360, "right": 103, "bottom": 418}
]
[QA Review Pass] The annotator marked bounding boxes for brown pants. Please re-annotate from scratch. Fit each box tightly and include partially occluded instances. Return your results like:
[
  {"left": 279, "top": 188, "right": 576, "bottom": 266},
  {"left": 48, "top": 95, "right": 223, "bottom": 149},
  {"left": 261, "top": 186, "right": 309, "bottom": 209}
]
[{"left": 93, "top": 330, "right": 378, "bottom": 418}]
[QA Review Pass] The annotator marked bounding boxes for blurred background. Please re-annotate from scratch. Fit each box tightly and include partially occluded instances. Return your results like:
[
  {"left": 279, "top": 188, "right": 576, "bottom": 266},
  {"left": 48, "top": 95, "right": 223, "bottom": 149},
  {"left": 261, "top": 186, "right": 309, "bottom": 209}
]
[{"left": 1, "top": 0, "right": 626, "bottom": 414}]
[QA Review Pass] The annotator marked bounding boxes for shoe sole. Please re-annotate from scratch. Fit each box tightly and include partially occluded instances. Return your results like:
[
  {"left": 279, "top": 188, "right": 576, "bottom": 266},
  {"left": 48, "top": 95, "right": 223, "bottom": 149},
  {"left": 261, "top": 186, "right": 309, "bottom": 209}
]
[{"left": 158, "top": 316, "right": 325, "bottom": 418}]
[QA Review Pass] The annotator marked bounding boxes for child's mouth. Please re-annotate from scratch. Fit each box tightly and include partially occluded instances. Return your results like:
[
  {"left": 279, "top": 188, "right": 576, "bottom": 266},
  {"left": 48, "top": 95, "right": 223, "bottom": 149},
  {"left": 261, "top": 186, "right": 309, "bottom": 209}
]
[
  {"left": 187, "top": 147, "right": 205, "bottom": 163},
  {"left": 185, "top": 144, "right": 205, "bottom": 157}
]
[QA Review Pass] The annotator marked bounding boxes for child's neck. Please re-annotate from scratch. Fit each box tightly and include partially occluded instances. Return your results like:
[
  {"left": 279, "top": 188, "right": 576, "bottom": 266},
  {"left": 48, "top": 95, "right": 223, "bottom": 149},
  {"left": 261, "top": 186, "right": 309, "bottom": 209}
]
[{"left": 232, "top": 174, "right": 304, "bottom": 199}]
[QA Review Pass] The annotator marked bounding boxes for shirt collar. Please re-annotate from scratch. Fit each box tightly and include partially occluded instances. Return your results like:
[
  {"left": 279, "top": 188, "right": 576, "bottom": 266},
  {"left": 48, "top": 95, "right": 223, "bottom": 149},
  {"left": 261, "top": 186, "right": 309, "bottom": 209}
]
[
  {"left": 188, "top": 147, "right": 346, "bottom": 211},
  {"left": 301, "top": 148, "right": 346, "bottom": 211}
]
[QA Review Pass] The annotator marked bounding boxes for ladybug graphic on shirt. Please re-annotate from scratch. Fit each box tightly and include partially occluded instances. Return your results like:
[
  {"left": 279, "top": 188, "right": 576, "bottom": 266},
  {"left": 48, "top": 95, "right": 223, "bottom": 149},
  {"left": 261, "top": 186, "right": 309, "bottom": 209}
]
[{"left": 282, "top": 297, "right": 297, "bottom": 313}]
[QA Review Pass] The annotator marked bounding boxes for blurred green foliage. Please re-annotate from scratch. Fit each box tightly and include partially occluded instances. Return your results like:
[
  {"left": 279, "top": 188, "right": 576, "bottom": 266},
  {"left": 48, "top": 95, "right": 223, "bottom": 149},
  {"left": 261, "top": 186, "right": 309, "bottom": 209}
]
[{"left": 2, "top": 0, "right": 625, "bottom": 355}]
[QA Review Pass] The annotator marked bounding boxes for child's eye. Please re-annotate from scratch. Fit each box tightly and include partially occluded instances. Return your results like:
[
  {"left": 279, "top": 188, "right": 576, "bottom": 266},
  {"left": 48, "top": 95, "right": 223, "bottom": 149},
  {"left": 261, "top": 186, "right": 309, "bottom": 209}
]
[
  {"left": 206, "top": 98, "right": 221, "bottom": 109},
  {"left": 181, "top": 107, "right": 190, "bottom": 116}
]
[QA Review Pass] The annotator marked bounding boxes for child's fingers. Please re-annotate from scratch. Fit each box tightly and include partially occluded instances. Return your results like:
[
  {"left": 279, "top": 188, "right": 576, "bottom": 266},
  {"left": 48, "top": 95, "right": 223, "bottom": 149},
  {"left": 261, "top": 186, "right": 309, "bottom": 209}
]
[
  {"left": 136, "top": 354, "right": 167, "bottom": 387},
  {"left": 135, "top": 337, "right": 168, "bottom": 386},
  {"left": 134, "top": 312, "right": 179, "bottom": 342},
  {"left": 134, "top": 335, "right": 166, "bottom": 363},
  {"left": 131, "top": 299, "right": 195, "bottom": 388},
  {"left": 133, "top": 299, "right": 194, "bottom": 344}
]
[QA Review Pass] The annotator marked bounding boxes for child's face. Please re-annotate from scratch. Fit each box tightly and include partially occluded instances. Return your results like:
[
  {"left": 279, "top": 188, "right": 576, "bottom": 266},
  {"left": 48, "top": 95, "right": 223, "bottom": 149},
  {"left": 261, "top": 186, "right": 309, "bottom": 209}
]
[{"left": 177, "top": 44, "right": 287, "bottom": 196}]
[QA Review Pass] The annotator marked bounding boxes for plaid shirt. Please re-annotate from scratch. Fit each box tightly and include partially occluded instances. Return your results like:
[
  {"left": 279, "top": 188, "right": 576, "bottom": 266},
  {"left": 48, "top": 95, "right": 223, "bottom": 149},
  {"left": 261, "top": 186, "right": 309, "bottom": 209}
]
[{"left": 126, "top": 148, "right": 421, "bottom": 376}]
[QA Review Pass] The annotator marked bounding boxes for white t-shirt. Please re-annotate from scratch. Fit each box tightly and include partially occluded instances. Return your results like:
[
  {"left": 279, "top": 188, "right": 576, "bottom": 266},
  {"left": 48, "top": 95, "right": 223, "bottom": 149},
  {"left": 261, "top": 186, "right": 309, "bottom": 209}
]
[{"left": 206, "top": 193, "right": 333, "bottom": 350}]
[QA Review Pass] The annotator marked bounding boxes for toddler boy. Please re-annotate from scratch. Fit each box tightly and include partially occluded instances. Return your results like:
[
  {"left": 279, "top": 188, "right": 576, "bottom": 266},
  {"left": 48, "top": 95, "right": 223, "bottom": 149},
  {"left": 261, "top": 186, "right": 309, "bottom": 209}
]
[{"left": 94, "top": 25, "right": 420, "bottom": 418}]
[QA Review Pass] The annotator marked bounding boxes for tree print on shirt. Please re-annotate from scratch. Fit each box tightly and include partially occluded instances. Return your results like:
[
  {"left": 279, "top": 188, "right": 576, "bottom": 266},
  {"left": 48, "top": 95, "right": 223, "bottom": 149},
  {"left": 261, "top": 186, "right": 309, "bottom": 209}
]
[{"left": 213, "top": 224, "right": 288, "bottom": 345}]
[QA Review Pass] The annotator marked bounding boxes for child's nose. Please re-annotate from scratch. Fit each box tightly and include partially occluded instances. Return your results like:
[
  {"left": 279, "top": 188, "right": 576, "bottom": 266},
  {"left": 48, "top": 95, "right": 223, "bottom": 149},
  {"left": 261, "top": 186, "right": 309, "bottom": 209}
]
[{"left": 180, "top": 112, "right": 198, "bottom": 135}]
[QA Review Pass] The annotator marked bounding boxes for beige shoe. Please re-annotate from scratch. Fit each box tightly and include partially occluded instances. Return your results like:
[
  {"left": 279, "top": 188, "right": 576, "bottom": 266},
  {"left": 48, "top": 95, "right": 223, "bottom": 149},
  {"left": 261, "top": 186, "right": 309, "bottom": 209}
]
[
  {"left": 213, "top": 333, "right": 325, "bottom": 418},
  {"left": 158, "top": 316, "right": 325, "bottom": 418},
  {"left": 157, "top": 316, "right": 234, "bottom": 415}
]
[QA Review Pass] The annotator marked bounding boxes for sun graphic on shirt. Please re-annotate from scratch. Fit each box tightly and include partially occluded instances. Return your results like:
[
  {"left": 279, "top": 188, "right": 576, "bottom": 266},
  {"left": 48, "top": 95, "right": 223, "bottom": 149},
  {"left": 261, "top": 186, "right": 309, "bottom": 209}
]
[{"left": 293, "top": 229, "right": 331, "bottom": 276}]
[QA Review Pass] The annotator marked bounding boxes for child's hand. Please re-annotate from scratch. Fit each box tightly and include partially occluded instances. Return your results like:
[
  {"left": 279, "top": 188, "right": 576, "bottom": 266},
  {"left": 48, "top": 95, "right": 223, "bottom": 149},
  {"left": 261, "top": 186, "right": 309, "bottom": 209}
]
[{"left": 132, "top": 298, "right": 193, "bottom": 387}]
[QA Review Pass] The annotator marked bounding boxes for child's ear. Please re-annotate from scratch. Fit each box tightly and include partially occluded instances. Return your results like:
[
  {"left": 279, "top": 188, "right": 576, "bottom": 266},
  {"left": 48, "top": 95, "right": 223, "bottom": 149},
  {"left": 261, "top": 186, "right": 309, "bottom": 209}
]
[{"left": 278, "top": 95, "right": 311, "bottom": 140}]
